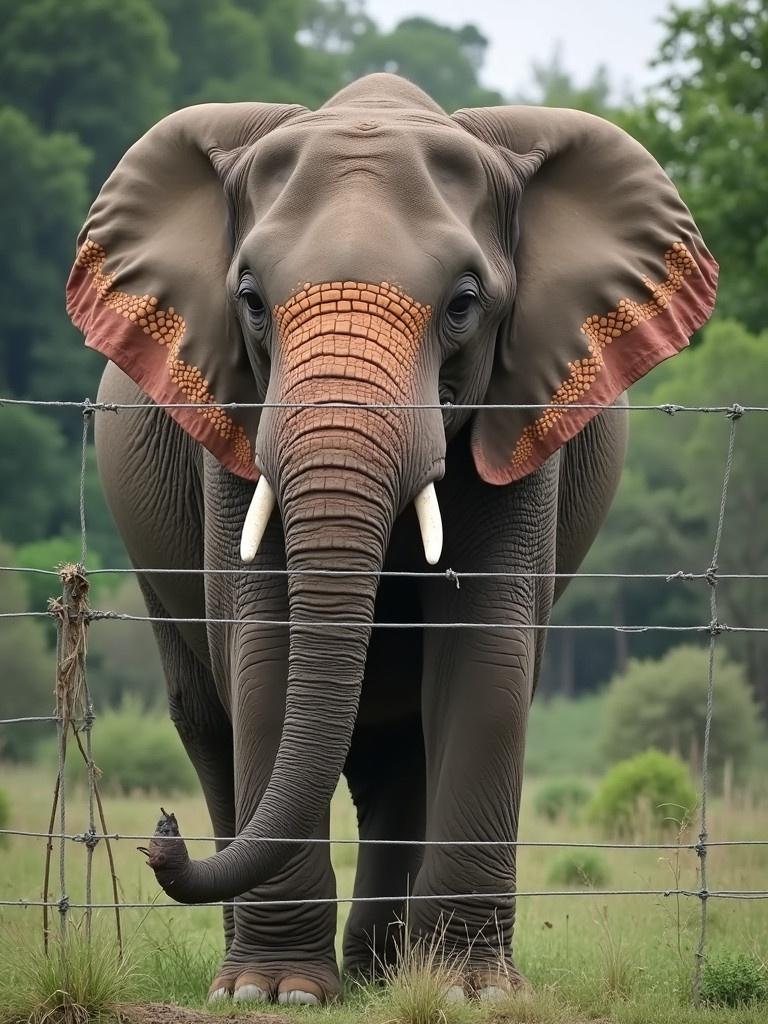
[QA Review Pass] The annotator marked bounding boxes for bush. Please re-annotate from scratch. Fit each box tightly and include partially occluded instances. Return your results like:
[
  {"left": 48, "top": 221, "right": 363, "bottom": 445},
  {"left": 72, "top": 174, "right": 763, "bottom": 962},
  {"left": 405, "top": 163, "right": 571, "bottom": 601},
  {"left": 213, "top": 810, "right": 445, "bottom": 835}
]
[
  {"left": 525, "top": 694, "right": 605, "bottom": 776},
  {"left": 0, "top": 543, "right": 57, "bottom": 762},
  {"left": 601, "top": 645, "right": 761, "bottom": 780},
  {"left": 534, "top": 778, "right": 591, "bottom": 822},
  {"left": 88, "top": 577, "right": 165, "bottom": 707},
  {"left": 588, "top": 749, "right": 697, "bottom": 836},
  {"left": 701, "top": 953, "right": 767, "bottom": 1007},
  {"left": 87, "top": 699, "right": 196, "bottom": 795},
  {"left": 547, "top": 851, "right": 609, "bottom": 888}
]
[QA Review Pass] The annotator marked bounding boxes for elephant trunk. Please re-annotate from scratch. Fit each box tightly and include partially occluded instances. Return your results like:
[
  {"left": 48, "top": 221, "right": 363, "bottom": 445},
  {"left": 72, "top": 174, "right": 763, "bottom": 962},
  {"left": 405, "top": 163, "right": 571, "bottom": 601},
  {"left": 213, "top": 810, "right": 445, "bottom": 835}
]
[{"left": 148, "top": 298, "right": 444, "bottom": 902}]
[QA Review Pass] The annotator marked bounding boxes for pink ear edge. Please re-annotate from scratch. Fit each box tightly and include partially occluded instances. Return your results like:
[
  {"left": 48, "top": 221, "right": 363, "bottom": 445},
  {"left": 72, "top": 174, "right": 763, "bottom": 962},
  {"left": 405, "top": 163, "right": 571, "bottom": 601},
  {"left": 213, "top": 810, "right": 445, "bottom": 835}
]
[
  {"left": 471, "top": 248, "right": 719, "bottom": 486},
  {"left": 67, "top": 253, "right": 260, "bottom": 484}
]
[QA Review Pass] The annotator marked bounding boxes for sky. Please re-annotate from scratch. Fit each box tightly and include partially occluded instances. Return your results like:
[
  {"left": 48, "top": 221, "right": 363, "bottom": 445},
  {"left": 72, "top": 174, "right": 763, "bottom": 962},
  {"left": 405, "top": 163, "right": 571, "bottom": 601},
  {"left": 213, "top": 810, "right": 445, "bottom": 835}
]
[{"left": 364, "top": 0, "right": 688, "bottom": 100}]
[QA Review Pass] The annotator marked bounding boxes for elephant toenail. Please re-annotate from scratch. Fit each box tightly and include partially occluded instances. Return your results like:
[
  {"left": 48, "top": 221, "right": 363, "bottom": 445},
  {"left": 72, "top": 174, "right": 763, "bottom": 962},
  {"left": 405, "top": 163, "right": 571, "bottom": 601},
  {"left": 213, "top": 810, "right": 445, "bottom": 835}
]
[
  {"left": 442, "top": 984, "right": 466, "bottom": 1004},
  {"left": 278, "top": 990, "right": 321, "bottom": 1005},
  {"left": 478, "top": 985, "right": 508, "bottom": 1002},
  {"left": 207, "top": 987, "right": 231, "bottom": 1002},
  {"left": 234, "top": 984, "right": 269, "bottom": 1002}
]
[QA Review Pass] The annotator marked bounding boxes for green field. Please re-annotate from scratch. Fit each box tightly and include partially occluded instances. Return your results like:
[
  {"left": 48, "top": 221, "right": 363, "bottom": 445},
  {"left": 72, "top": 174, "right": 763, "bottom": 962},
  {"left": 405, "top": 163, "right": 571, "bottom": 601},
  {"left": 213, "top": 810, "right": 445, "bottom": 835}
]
[{"left": 1, "top": 761, "right": 766, "bottom": 1023}]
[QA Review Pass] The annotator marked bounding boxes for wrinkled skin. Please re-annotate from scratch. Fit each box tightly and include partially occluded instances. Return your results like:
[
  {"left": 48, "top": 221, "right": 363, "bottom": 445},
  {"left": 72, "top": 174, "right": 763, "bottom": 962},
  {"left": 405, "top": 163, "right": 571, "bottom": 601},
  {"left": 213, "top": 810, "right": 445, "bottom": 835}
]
[{"left": 94, "top": 75, "right": 629, "bottom": 1004}]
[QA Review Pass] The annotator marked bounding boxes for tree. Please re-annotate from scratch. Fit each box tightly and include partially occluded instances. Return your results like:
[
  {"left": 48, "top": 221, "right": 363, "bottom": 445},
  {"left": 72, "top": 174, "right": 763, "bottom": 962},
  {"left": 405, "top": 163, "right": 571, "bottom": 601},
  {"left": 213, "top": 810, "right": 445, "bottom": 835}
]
[
  {"left": 0, "top": 405, "right": 79, "bottom": 544},
  {"left": 0, "top": 0, "right": 176, "bottom": 189},
  {"left": 515, "top": 45, "right": 615, "bottom": 116},
  {"left": 0, "top": 544, "right": 56, "bottom": 761},
  {"left": 624, "top": 0, "right": 768, "bottom": 331},
  {"left": 0, "top": 107, "right": 95, "bottom": 400},
  {"left": 601, "top": 645, "right": 762, "bottom": 779},
  {"left": 346, "top": 16, "right": 504, "bottom": 112}
]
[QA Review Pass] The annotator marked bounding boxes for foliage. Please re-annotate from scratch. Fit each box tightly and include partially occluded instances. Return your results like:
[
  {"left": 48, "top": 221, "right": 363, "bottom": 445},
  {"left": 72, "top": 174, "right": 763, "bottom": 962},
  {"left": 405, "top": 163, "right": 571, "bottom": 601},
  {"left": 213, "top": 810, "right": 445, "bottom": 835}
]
[
  {"left": 588, "top": 749, "right": 698, "bottom": 836},
  {"left": 87, "top": 577, "right": 165, "bottom": 708},
  {"left": 343, "top": 17, "right": 503, "bottom": 111},
  {"left": 0, "top": 107, "right": 91, "bottom": 400},
  {"left": 533, "top": 778, "right": 592, "bottom": 822},
  {"left": 0, "top": 929, "right": 139, "bottom": 1024},
  {"left": 88, "top": 698, "right": 196, "bottom": 794},
  {"left": 525, "top": 695, "right": 605, "bottom": 776},
  {"left": 601, "top": 645, "right": 762, "bottom": 779},
  {"left": 624, "top": 0, "right": 768, "bottom": 332},
  {"left": 515, "top": 45, "right": 614, "bottom": 115},
  {"left": 0, "top": 406, "right": 80, "bottom": 542},
  {"left": 547, "top": 851, "right": 609, "bottom": 888},
  {"left": 701, "top": 952, "right": 768, "bottom": 1007},
  {"left": 0, "top": 0, "right": 176, "bottom": 190},
  {"left": 0, "top": 544, "right": 56, "bottom": 762}
]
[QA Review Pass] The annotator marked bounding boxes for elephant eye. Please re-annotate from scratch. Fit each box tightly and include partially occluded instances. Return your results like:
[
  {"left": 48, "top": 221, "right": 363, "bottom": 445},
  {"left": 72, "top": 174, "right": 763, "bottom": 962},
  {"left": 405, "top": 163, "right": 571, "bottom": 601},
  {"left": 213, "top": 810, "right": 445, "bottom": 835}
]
[
  {"left": 237, "top": 276, "right": 268, "bottom": 330},
  {"left": 446, "top": 280, "right": 480, "bottom": 331}
]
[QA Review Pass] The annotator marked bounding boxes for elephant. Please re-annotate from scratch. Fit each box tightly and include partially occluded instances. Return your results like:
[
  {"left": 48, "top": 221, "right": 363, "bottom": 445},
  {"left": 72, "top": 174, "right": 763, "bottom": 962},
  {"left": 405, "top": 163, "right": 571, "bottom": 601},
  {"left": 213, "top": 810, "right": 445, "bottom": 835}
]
[{"left": 67, "top": 73, "right": 717, "bottom": 1005}]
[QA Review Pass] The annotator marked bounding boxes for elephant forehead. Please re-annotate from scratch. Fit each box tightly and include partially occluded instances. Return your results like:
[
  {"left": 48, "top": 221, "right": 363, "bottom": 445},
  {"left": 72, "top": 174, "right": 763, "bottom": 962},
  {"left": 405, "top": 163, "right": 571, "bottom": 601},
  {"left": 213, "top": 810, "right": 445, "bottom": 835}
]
[{"left": 235, "top": 118, "right": 496, "bottom": 300}]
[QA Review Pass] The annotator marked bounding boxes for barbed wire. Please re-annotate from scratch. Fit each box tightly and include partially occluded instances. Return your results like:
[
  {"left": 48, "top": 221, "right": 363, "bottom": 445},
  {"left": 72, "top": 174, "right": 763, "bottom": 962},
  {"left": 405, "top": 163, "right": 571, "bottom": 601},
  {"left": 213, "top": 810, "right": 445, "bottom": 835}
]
[
  {"left": 0, "top": 608, "right": 764, "bottom": 632},
  {"left": 2, "top": 827, "right": 767, "bottom": 849},
  {"left": 0, "top": 395, "right": 764, "bottom": 1009},
  {"left": 2, "top": 564, "right": 767, "bottom": 581},
  {"left": 3, "top": 889, "right": 768, "bottom": 912},
  {"left": 0, "top": 397, "right": 764, "bottom": 415}
]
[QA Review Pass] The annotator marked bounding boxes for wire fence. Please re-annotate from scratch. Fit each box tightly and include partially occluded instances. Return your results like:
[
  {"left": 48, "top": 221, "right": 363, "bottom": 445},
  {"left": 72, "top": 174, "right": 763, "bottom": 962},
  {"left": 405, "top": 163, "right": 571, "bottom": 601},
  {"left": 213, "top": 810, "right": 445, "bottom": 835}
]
[{"left": 0, "top": 396, "right": 765, "bottom": 1007}]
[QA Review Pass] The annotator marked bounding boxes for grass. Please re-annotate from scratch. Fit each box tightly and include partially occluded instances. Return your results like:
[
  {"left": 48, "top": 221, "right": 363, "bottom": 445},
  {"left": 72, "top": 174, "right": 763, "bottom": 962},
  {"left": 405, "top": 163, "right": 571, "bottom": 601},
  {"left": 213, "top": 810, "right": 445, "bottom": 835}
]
[{"left": 1, "top": 762, "right": 767, "bottom": 1023}]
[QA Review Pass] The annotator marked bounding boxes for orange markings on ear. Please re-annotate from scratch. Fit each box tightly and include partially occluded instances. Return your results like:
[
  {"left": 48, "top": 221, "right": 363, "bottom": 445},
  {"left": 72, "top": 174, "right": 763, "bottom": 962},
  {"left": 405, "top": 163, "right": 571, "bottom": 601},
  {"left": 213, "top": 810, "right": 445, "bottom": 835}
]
[
  {"left": 75, "top": 239, "right": 252, "bottom": 467},
  {"left": 510, "top": 243, "right": 699, "bottom": 468}
]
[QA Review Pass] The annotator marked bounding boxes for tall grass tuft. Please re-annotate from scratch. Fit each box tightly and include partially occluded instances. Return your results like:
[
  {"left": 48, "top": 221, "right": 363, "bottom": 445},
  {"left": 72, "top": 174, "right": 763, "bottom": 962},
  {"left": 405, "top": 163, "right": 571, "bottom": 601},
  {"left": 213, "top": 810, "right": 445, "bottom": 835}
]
[
  {"left": 0, "top": 927, "right": 138, "bottom": 1024},
  {"left": 378, "top": 924, "right": 471, "bottom": 1024}
]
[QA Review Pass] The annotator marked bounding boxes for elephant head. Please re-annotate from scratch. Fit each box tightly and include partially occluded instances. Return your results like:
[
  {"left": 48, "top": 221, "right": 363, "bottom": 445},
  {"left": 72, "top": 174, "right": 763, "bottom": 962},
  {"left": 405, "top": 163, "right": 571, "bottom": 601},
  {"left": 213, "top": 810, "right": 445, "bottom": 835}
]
[{"left": 67, "top": 74, "right": 716, "bottom": 901}]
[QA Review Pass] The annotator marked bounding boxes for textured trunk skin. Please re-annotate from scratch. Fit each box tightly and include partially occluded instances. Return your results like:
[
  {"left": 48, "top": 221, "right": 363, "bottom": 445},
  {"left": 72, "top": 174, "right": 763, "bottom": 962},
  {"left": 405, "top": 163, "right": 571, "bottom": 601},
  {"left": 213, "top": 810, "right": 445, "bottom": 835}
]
[{"left": 150, "top": 312, "right": 436, "bottom": 901}]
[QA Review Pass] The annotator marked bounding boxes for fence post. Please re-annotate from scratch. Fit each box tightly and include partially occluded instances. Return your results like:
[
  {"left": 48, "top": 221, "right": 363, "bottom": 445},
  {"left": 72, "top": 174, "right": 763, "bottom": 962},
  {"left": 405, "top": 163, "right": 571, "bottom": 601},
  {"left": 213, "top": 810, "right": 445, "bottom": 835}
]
[{"left": 46, "top": 563, "right": 91, "bottom": 944}]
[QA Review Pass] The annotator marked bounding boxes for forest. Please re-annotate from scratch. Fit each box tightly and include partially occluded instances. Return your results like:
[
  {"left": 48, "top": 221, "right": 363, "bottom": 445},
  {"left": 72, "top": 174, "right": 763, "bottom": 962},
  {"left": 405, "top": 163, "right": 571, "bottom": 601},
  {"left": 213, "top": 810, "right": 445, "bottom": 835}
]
[{"left": 0, "top": 0, "right": 766, "bottom": 738}]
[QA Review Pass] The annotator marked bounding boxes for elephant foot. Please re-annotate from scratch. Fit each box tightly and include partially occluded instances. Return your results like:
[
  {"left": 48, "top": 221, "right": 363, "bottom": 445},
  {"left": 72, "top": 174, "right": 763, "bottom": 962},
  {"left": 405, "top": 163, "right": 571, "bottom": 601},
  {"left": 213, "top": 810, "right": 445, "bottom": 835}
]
[
  {"left": 438, "top": 965, "right": 528, "bottom": 1004},
  {"left": 207, "top": 959, "right": 341, "bottom": 1006},
  {"left": 471, "top": 965, "right": 529, "bottom": 1001}
]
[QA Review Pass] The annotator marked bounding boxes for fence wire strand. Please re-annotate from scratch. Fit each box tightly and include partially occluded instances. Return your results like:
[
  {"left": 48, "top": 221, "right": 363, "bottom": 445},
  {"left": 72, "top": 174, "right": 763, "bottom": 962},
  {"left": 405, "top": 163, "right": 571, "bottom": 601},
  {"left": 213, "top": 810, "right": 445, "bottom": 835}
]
[{"left": 0, "top": 395, "right": 764, "bottom": 1004}]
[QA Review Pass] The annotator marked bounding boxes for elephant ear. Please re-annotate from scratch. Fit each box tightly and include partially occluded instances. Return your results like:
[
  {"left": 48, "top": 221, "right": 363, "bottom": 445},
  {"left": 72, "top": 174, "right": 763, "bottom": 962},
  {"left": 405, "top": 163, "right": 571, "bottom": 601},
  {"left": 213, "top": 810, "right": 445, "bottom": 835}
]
[
  {"left": 452, "top": 106, "right": 718, "bottom": 485},
  {"left": 67, "top": 102, "right": 304, "bottom": 481}
]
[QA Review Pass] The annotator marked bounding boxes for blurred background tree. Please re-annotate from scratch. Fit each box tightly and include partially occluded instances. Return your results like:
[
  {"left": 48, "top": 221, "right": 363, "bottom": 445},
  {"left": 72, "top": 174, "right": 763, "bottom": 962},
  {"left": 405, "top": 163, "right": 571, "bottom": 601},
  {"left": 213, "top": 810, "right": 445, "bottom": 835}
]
[{"left": 0, "top": 0, "right": 766, "bottom": 747}]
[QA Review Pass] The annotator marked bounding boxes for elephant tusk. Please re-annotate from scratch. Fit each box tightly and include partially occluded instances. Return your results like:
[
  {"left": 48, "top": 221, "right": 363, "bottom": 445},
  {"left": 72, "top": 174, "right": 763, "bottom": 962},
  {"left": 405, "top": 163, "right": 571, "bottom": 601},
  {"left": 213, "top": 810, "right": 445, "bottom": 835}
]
[
  {"left": 240, "top": 475, "right": 276, "bottom": 563},
  {"left": 414, "top": 482, "right": 443, "bottom": 566}
]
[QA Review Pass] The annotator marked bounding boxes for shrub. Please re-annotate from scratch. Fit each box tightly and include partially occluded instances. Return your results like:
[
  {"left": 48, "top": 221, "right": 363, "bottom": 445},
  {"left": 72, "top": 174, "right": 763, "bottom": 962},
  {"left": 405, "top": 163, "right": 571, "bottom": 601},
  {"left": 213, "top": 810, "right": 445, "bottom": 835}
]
[
  {"left": 701, "top": 952, "right": 767, "bottom": 1007},
  {"left": 547, "top": 851, "right": 608, "bottom": 888},
  {"left": 534, "top": 778, "right": 591, "bottom": 822},
  {"left": 0, "top": 543, "right": 57, "bottom": 762},
  {"left": 525, "top": 694, "right": 605, "bottom": 777},
  {"left": 87, "top": 698, "right": 197, "bottom": 794},
  {"left": 87, "top": 577, "right": 165, "bottom": 707},
  {"left": 601, "top": 645, "right": 761, "bottom": 780},
  {"left": 588, "top": 749, "right": 697, "bottom": 836}
]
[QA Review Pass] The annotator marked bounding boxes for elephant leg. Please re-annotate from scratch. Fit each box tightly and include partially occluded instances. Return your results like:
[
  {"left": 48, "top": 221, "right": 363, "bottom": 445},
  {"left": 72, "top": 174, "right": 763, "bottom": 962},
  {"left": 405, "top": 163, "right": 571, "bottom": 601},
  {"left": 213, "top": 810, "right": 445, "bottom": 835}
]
[
  {"left": 410, "top": 449, "right": 559, "bottom": 1000},
  {"left": 207, "top": 520, "right": 340, "bottom": 1006},
  {"left": 411, "top": 624, "right": 531, "bottom": 996},
  {"left": 138, "top": 578, "right": 237, "bottom": 953},
  {"left": 342, "top": 716, "right": 426, "bottom": 981}
]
